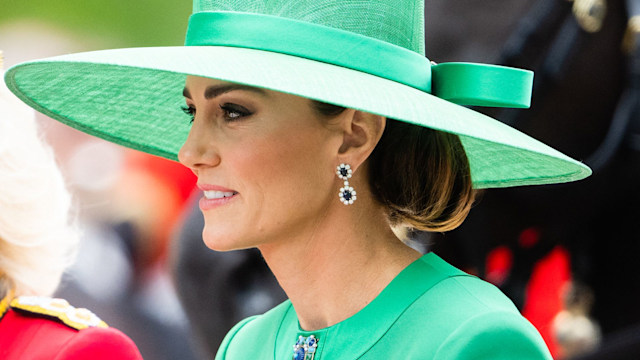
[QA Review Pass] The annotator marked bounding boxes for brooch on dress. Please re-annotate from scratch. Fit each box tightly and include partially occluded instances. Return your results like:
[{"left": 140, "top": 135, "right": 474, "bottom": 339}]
[{"left": 292, "top": 334, "right": 318, "bottom": 360}]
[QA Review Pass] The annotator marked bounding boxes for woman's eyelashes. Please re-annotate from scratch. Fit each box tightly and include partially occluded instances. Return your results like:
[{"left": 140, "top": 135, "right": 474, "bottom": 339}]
[
  {"left": 181, "top": 103, "right": 252, "bottom": 124},
  {"left": 181, "top": 105, "right": 196, "bottom": 124},
  {"left": 220, "top": 103, "right": 252, "bottom": 121}
]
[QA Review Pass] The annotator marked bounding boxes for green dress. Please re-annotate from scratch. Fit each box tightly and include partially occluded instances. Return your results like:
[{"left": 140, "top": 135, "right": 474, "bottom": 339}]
[{"left": 215, "top": 253, "right": 553, "bottom": 359}]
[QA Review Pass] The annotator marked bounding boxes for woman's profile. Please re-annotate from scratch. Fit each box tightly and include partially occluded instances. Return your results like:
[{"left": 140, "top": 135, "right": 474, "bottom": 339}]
[{"left": 5, "top": 1, "right": 591, "bottom": 359}]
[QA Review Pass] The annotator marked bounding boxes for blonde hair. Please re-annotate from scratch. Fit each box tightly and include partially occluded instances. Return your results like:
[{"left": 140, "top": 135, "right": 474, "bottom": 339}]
[{"left": 0, "top": 71, "right": 79, "bottom": 297}]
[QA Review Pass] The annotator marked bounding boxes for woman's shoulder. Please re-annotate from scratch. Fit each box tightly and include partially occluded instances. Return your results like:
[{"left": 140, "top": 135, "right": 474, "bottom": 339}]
[
  {"left": 386, "top": 255, "right": 552, "bottom": 359},
  {"left": 0, "top": 295, "right": 142, "bottom": 360},
  {"left": 427, "top": 271, "right": 522, "bottom": 313},
  {"left": 413, "top": 253, "right": 525, "bottom": 315},
  {"left": 430, "top": 308, "right": 553, "bottom": 360}
]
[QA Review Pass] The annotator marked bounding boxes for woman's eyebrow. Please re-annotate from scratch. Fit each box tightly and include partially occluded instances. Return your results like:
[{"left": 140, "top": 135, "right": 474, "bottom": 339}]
[
  {"left": 182, "top": 84, "right": 268, "bottom": 99},
  {"left": 205, "top": 84, "right": 268, "bottom": 99}
]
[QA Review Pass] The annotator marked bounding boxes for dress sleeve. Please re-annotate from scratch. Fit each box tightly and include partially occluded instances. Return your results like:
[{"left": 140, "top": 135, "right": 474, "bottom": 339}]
[
  {"left": 54, "top": 327, "right": 143, "bottom": 360},
  {"left": 433, "top": 311, "right": 553, "bottom": 360},
  {"left": 215, "top": 316, "right": 260, "bottom": 360}
]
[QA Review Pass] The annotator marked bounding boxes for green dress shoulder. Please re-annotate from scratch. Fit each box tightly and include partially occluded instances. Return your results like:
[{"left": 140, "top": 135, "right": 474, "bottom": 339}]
[{"left": 215, "top": 253, "right": 553, "bottom": 359}]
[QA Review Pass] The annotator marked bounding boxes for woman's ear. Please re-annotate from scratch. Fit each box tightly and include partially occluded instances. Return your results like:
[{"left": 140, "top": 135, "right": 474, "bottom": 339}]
[{"left": 338, "top": 109, "right": 385, "bottom": 171}]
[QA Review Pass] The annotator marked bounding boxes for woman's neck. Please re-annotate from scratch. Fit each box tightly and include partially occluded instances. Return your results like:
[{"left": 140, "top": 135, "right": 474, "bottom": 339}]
[{"left": 258, "top": 201, "right": 421, "bottom": 331}]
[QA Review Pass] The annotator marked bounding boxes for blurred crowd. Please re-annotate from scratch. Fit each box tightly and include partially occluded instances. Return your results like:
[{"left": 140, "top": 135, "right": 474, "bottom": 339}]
[{"left": 1, "top": 0, "right": 639, "bottom": 359}]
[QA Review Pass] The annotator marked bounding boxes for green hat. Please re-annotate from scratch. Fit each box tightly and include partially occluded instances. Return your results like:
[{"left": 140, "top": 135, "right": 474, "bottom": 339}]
[{"left": 4, "top": 0, "right": 590, "bottom": 188}]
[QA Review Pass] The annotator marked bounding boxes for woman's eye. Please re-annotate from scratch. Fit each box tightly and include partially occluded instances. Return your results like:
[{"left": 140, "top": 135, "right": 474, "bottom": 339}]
[
  {"left": 220, "top": 103, "right": 252, "bottom": 121},
  {"left": 181, "top": 105, "right": 195, "bottom": 124}
]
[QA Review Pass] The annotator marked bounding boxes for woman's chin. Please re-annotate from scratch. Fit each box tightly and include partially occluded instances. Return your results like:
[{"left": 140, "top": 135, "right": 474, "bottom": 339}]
[
  {"left": 201, "top": 229, "right": 252, "bottom": 252},
  {"left": 202, "top": 237, "right": 238, "bottom": 252}
]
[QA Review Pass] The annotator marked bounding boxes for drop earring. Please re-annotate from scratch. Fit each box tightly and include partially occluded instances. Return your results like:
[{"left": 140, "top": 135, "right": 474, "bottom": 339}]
[{"left": 336, "top": 163, "right": 356, "bottom": 205}]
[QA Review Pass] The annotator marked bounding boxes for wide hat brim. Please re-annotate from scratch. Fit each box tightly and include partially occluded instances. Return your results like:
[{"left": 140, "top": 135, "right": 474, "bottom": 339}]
[{"left": 4, "top": 46, "right": 591, "bottom": 188}]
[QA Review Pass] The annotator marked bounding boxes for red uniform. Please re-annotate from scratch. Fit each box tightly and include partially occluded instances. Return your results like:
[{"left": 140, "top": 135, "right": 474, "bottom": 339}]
[{"left": 0, "top": 293, "right": 143, "bottom": 360}]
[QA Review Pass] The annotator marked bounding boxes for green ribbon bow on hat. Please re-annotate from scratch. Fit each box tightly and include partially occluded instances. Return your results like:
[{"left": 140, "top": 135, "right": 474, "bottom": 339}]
[{"left": 186, "top": 11, "right": 533, "bottom": 108}]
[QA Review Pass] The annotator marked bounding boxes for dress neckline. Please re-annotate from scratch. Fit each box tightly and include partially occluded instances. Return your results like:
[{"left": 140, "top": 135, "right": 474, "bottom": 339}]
[{"left": 275, "top": 252, "right": 467, "bottom": 359}]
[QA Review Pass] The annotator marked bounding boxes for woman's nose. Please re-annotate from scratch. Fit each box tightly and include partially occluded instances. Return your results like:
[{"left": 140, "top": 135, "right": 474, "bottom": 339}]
[{"left": 178, "top": 121, "right": 221, "bottom": 171}]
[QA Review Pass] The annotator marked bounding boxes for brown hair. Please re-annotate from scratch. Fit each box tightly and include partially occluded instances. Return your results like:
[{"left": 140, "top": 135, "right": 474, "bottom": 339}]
[{"left": 312, "top": 100, "right": 476, "bottom": 232}]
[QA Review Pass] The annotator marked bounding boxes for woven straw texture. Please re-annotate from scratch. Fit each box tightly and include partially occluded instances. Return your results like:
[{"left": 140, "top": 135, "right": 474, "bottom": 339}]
[
  {"left": 6, "top": 47, "right": 590, "bottom": 188},
  {"left": 4, "top": 0, "right": 591, "bottom": 188}
]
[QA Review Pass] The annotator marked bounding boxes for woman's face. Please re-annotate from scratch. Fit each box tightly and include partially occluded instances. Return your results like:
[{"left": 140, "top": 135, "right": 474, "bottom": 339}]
[{"left": 179, "top": 76, "right": 343, "bottom": 251}]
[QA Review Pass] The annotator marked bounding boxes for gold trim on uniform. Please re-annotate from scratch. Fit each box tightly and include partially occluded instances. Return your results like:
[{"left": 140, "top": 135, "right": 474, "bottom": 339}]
[
  {"left": 10, "top": 296, "right": 108, "bottom": 330},
  {"left": 0, "top": 289, "right": 14, "bottom": 321}
]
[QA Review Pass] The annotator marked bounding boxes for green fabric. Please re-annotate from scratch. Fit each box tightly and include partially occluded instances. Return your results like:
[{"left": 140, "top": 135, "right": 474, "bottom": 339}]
[
  {"left": 215, "top": 253, "right": 552, "bottom": 359},
  {"left": 185, "top": 11, "right": 533, "bottom": 108},
  {"left": 185, "top": 11, "right": 432, "bottom": 93},
  {"left": 432, "top": 63, "right": 533, "bottom": 108},
  {"left": 3, "top": 0, "right": 593, "bottom": 188},
  {"left": 192, "top": 0, "right": 425, "bottom": 55},
  {"left": 4, "top": 50, "right": 590, "bottom": 188}
]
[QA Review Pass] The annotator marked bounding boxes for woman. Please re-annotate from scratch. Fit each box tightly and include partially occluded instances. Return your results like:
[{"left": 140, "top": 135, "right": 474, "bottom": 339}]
[
  {"left": 4, "top": 0, "right": 591, "bottom": 358},
  {"left": 0, "top": 57, "right": 142, "bottom": 359}
]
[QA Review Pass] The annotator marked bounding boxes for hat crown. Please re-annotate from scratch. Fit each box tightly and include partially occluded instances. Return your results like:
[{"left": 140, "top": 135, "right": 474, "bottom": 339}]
[{"left": 193, "top": 0, "right": 425, "bottom": 55}]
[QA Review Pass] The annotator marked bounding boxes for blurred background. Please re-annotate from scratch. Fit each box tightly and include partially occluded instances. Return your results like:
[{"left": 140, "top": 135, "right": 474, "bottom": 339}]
[
  {"left": 1, "top": 1, "right": 202, "bottom": 359},
  {"left": 1, "top": 0, "right": 638, "bottom": 359}
]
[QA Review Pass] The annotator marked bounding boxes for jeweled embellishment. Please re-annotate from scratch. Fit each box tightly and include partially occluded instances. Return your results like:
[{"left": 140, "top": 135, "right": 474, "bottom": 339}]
[
  {"left": 336, "top": 164, "right": 352, "bottom": 180},
  {"left": 292, "top": 334, "right": 318, "bottom": 360},
  {"left": 336, "top": 164, "right": 356, "bottom": 205},
  {"left": 339, "top": 185, "right": 356, "bottom": 205}
]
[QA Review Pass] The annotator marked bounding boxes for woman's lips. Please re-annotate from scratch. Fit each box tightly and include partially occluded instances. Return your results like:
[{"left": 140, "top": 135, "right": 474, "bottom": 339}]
[
  {"left": 198, "top": 184, "right": 238, "bottom": 210},
  {"left": 203, "top": 190, "right": 237, "bottom": 199}
]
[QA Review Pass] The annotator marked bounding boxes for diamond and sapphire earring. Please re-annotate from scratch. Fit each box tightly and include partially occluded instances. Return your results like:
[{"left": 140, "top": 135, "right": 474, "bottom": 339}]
[{"left": 337, "top": 163, "right": 356, "bottom": 205}]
